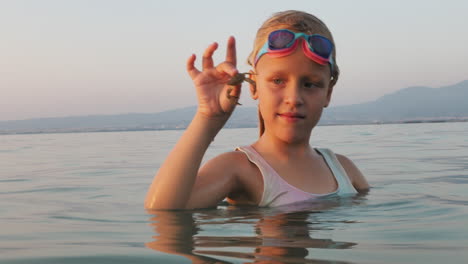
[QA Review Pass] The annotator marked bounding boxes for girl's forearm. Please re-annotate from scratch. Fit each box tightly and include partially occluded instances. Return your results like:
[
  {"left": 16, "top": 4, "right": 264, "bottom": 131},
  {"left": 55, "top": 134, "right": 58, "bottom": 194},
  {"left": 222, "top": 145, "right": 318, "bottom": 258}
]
[{"left": 144, "top": 112, "right": 227, "bottom": 209}]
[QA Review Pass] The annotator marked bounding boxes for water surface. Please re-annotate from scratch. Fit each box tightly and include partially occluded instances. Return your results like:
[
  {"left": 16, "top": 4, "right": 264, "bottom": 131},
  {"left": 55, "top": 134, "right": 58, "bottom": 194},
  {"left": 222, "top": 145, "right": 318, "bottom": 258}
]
[{"left": 1, "top": 122, "right": 467, "bottom": 263}]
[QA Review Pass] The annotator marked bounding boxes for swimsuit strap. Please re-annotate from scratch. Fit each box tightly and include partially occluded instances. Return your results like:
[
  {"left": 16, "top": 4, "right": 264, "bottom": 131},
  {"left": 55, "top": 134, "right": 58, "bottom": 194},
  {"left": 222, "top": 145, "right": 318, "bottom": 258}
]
[
  {"left": 235, "top": 146, "right": 277, "bottom": 205},
  {"left": 315, "top": 148, "right": 357, "bottom": 195}
]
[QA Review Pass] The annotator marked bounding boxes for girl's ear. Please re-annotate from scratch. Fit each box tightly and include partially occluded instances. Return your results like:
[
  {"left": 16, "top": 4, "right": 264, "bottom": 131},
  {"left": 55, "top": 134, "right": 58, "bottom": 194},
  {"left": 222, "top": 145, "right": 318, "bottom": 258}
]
[
  {"left": 249, "top": 70, "right": 258, "bottom": 100},
  {"left": 324, "top": 82, "right": 335, "bottom": 108}
]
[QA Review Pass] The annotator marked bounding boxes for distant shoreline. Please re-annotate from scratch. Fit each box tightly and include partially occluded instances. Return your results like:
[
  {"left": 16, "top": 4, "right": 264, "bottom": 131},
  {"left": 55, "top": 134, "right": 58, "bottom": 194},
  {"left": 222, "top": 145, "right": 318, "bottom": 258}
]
[
  {"left": 3, "top": 80, "right": 468, "bottom": 135},
  {"left": 1, "top": 119, "right": 467, "bottom": 136}
]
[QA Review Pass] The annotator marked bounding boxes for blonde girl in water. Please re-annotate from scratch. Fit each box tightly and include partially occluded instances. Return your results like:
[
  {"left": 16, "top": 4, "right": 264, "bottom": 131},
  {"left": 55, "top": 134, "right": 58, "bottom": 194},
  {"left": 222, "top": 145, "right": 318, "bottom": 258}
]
[{"left": 145, "top": 10, "right": 369, "bottom": 210}]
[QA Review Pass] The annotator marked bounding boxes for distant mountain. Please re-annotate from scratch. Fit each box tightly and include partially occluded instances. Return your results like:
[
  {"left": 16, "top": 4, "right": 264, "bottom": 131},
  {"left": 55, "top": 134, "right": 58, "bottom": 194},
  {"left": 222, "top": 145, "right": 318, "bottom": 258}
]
[
  {"left": 0, "top": 106, "right": 257, "bottom": 134},
  {"left": 320, "top": 80, "right": 468, "bottom": 124},
  {"left": 1, "top": 80, "right": 467, "bottom": 134}
]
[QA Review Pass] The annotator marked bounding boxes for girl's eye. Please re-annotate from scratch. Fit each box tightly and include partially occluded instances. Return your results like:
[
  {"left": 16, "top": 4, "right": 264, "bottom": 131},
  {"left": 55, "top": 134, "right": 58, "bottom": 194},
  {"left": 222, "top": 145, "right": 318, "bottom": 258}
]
[
  {"left": 304, "top": 81, "right": 324, "bottom": 89},
  {"left": 272, "top": 78, "right": 283, "bottom": 85},
  {"left": 304, "top": 82, "right": 316, "bottom": 89}
]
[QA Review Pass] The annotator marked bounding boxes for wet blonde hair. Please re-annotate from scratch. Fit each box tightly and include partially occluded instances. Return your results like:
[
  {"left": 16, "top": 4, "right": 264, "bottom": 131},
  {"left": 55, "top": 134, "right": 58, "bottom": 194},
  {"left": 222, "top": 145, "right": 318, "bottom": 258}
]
[{"left": 248, "top": 10, "right": 340, "bottom": 136}]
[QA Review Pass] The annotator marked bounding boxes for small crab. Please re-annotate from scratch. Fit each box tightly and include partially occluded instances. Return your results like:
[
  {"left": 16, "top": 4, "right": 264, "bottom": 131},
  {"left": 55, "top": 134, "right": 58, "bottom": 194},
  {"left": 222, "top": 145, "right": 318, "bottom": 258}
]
[
  {"left": 226, "top": 73, "right": 255, "bottom": 106},
  {"left": 226, "top": 87, "right": 242, "bottom": 105},
  {"left": 227, "top": 72, "right": 255, "bottom": 86}
]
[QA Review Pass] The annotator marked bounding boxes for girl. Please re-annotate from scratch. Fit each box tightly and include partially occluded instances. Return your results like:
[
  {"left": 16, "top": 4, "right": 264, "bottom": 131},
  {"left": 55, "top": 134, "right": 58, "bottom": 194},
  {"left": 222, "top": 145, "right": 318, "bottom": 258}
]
[{"left": 145, "top": 10, "right": 369, "bottom": 210}]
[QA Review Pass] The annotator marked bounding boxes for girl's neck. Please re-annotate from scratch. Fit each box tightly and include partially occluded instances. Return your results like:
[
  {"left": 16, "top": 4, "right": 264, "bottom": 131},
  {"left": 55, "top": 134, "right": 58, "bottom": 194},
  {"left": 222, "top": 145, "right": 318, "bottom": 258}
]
[{"left": 253, "top": 132, "right": 318, "bottom": 161}]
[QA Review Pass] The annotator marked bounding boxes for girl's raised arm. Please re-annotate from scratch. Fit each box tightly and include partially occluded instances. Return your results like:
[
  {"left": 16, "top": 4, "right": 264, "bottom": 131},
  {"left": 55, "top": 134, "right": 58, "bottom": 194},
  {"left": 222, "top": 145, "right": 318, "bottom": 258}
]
[{"left": 145, "top": 37, "right": 242, "bottom": 210}]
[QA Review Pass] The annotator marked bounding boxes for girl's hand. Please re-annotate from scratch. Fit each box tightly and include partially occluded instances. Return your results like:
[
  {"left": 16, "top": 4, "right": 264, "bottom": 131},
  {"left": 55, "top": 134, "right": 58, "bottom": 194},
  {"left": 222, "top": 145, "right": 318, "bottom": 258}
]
[{"left": 186, "top": 36, "right": 241, "bottom": 120}]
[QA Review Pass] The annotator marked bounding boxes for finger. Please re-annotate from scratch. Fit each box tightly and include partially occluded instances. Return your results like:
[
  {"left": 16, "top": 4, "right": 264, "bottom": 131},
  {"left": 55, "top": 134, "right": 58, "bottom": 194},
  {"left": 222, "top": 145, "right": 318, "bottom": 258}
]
[
  {"left": 228, "top": 84, "right": 241, "bottom": 98},
  {"left": 186, "top": 54, "right": 200, "bottom": 79},
  {"left": 202, "top": 42, "right": 218, "bottom": 70},
  {"left": 225, "top": 36, "right": 237, "bottom": 66},
  {"left": 215, "top": 61, "right": 238, "bottom": 78}
]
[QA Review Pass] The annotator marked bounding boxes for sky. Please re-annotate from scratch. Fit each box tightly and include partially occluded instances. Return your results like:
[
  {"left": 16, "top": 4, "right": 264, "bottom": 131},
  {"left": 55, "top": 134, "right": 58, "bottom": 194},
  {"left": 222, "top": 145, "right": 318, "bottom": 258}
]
[{"left": 1, "top": 0, "right": 467, "bottom": 121}]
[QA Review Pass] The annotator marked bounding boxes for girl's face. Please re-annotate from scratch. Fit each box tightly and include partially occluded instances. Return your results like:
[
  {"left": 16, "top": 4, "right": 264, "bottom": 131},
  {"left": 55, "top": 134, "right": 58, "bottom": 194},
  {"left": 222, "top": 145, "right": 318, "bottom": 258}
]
[{"left": 252, "top": 41, "right": 333, "bottom": 143}]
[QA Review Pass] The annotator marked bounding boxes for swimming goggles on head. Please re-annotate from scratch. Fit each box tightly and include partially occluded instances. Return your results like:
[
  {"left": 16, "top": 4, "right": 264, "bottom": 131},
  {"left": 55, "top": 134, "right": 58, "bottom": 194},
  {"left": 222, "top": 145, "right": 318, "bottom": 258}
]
[{"left": 254, "top": 29, "right": 334, "bottom": 72}]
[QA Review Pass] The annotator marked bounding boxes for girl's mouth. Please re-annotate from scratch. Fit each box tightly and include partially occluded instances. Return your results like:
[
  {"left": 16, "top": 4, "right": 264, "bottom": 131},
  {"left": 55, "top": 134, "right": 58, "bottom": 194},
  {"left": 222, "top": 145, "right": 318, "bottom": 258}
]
[{"left": 278, "top": 112, "right": 306, "bottom": 122}]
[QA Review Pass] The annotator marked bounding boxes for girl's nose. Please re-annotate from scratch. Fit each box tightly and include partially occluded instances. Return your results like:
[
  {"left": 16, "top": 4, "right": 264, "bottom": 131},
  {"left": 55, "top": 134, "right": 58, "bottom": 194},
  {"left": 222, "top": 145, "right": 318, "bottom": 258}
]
[{"left": 284, "top": 82, "right": 304, "bottom": 106}]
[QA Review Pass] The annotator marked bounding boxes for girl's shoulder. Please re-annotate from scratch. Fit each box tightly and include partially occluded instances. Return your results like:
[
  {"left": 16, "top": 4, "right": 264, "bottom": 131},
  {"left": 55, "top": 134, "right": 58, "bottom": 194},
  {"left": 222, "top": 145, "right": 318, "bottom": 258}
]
[
  {"left": 214, "top": 150, "right": 262, "bottom": 180},
  {"left": 334, "top": 153, "right": 370, "bottom": 192},
  {"left": 206, "top": 150, "right": 254, "bottom": 170},
  {"left": 205, "top": 150, "right": 263, "bottom": 204}
]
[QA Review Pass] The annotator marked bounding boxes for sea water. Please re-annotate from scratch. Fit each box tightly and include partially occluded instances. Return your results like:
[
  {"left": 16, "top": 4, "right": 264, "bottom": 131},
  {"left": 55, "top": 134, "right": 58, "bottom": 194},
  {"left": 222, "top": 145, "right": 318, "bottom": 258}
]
[{"left": 1, "top": 122, "right": 467, "bottom": 263}]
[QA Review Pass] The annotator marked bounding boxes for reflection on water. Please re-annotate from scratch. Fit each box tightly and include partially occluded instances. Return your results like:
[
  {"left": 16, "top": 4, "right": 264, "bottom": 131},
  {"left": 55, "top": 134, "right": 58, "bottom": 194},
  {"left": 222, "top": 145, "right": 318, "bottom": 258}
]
[
  {"left": 2, "top": 123, "right": 468, "bottom": 263},
  {"left": 146, "top": 197, "right": 363, "bottom": 264}
]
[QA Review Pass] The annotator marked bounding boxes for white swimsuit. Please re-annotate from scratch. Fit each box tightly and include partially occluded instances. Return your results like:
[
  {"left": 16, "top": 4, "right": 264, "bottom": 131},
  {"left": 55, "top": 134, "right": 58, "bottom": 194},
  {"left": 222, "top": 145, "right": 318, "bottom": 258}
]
[{"left": 236, "top": 146, "right": 357, "bottom": 207}]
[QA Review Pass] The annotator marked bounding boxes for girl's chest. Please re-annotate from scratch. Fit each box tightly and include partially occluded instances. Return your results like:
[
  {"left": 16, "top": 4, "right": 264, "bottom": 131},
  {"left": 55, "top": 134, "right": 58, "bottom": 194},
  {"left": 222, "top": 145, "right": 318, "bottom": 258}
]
[{"left": 272, "top": 161, "right": 338, "bottom": 194}]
